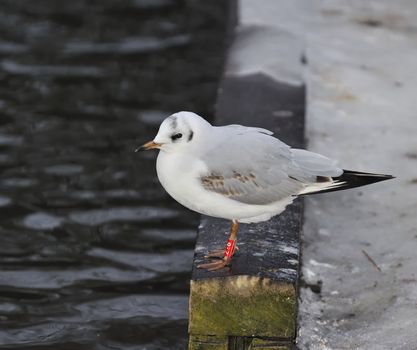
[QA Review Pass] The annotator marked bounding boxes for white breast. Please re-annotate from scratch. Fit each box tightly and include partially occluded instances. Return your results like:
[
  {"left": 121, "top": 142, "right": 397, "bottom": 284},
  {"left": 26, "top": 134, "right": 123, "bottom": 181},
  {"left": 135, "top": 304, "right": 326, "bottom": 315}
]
[{"left": 156, "top": 151, "right": 208, "bottom": 211}]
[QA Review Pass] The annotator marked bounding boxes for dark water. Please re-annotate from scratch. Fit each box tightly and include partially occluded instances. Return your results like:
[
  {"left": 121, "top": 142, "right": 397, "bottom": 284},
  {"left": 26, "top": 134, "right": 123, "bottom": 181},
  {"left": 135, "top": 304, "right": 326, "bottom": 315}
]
[{"left": 0, "top": 1, "right": 229, "bottom": 349}]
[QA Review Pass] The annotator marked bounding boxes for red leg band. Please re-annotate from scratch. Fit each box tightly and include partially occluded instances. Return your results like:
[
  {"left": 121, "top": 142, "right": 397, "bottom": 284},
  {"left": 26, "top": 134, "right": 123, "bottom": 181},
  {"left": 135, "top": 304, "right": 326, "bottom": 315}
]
[{"left": 224, "top": 239, "right": 236, "bottom": 259}]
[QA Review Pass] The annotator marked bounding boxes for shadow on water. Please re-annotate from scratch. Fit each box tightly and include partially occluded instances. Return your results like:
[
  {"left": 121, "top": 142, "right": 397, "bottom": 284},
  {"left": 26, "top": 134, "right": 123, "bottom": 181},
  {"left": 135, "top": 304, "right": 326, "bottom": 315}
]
[{"left": 0, "top": 1, "right": 229, "bottom": 348}]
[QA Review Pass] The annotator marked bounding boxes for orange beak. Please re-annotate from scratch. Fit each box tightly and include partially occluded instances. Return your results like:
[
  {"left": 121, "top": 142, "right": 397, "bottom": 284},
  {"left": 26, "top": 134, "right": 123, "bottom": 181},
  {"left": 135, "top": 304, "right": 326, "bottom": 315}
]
[{"left": 135, "top": 140, "right": 162, "bottom": 152}]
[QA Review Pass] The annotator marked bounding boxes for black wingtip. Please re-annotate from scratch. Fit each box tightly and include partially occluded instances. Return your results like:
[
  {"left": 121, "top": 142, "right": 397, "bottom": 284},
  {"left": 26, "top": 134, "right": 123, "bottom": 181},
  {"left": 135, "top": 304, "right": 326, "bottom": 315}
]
[
  {"left": 342, "top": 170, "right": 395, "bottom": 183},
  {"left": 299, "top": 169, "right": 394, "bottom": 196}
]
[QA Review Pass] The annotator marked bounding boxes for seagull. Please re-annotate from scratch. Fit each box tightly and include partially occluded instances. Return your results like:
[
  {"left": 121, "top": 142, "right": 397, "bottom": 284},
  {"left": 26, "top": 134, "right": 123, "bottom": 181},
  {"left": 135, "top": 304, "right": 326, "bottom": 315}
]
[{"left": 137, "top": 111, "right": 394, "bottom": 271}]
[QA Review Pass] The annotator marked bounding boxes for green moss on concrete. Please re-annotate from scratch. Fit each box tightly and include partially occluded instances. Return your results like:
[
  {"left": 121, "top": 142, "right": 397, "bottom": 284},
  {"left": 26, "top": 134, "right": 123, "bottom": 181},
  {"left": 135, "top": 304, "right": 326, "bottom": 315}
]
[
  {"left": 188, "top": 335, "right": 228, "bottom": 350},
  {"left": 250, "top": 338, "right": 292, "bottom": 349},
  {"left": 189, "top": 276, "right": 296, "bottom": 338}
]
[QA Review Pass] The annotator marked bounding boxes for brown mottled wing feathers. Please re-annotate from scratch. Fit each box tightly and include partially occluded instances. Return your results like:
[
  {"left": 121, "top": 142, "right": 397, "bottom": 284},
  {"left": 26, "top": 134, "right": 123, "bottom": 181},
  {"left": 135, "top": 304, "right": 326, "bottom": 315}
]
[{"left": 200, "top": 169, "right": 302, "bottom": 205}]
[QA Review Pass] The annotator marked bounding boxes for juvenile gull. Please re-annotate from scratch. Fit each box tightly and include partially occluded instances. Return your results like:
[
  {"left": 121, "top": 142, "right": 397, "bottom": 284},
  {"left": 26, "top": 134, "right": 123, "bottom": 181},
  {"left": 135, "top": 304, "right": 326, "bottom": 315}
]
[{"left": 137, "top": 111, "right": 394, "bottom": 271}]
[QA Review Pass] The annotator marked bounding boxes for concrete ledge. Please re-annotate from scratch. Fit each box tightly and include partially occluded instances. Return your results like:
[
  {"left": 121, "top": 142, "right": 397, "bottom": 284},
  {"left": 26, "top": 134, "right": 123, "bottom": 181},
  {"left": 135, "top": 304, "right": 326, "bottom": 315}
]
[
  {"left": 188, "top": 75, "right": 304, "bottom": 350},
  {"left": 188, "top": 2, "right": 305, "bottom": 349}
]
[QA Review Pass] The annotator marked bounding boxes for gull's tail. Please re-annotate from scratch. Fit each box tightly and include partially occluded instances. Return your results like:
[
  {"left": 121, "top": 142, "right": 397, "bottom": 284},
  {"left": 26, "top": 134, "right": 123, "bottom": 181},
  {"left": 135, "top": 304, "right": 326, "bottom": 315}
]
[{"left": 298, "top": 170, "right": 395, "bottom": 196}]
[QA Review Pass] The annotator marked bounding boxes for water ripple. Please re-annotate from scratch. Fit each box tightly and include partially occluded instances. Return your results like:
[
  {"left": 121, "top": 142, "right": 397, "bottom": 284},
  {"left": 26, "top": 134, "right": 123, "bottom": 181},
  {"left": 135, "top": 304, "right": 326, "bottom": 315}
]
[
  {"left": 0, "top": 268, "right": 157, "bottom": 289},
  {"left": 73, "top": 294, "right": 188, "bottom": 322},
  {"left": 88, "top": 248, "right": 193, "bottom": 273},
  {"left": 22, "top": 212, "right": 64, "bottom": 230},
  {"left": 63, "top": 35, "right": 190, "bottom": 55},
  {"left": 1, "top": 60, "right": 108, "bottom": 78},
  {"left": 43, "top": 164, "right": 84, "bottom": 176},
  {"left": 0, "top": 195, "right": 11, "bottom": 207},
  {"left": 68, "top": 207, "right": 179, "bottom": 226}
]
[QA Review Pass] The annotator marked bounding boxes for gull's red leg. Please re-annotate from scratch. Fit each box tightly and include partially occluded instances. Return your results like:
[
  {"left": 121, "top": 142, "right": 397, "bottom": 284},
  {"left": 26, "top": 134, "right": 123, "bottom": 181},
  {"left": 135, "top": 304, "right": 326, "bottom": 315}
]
[{"left": 197, "top": 220, "right": 239, "bottom": 271}]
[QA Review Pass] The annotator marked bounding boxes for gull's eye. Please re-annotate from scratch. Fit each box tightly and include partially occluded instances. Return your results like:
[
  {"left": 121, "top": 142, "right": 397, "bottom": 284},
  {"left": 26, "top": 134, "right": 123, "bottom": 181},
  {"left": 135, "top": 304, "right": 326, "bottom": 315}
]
[{"left": 171, "top": 133, "right": 183, "bottom": 141}]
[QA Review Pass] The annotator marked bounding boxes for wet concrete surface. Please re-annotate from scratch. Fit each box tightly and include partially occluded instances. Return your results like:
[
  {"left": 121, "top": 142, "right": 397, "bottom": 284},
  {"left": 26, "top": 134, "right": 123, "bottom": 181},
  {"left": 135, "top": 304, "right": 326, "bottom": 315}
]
[{"left": 0, "top": 1, "right": 229, "bottom": 348}]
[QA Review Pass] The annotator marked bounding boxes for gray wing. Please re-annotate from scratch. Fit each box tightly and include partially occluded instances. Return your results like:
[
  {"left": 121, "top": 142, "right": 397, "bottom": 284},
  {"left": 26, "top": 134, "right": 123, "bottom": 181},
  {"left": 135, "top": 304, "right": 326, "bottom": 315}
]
[
  {"left": 291, "top": 149, "right": 343, "bottom": 179},
  {"left": 200, "top": 128, "right": 303, "bottom": 205},
  {"left": 199, "top": 126, "right": 343, "bottom": 205}
]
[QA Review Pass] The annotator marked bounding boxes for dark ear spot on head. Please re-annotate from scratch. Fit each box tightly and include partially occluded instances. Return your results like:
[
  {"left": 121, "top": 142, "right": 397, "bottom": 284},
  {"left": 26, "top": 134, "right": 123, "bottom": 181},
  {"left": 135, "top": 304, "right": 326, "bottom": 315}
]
[{"left": 188, "top": 130, "right": 194, "bottom": 142}]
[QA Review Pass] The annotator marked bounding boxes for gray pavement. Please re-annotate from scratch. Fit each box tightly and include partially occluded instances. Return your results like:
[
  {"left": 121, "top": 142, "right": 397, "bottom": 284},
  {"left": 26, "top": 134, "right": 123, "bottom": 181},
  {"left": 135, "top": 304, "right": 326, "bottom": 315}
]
[{"left": 299, "top": 1, "right": 417, "bottom": 349}]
